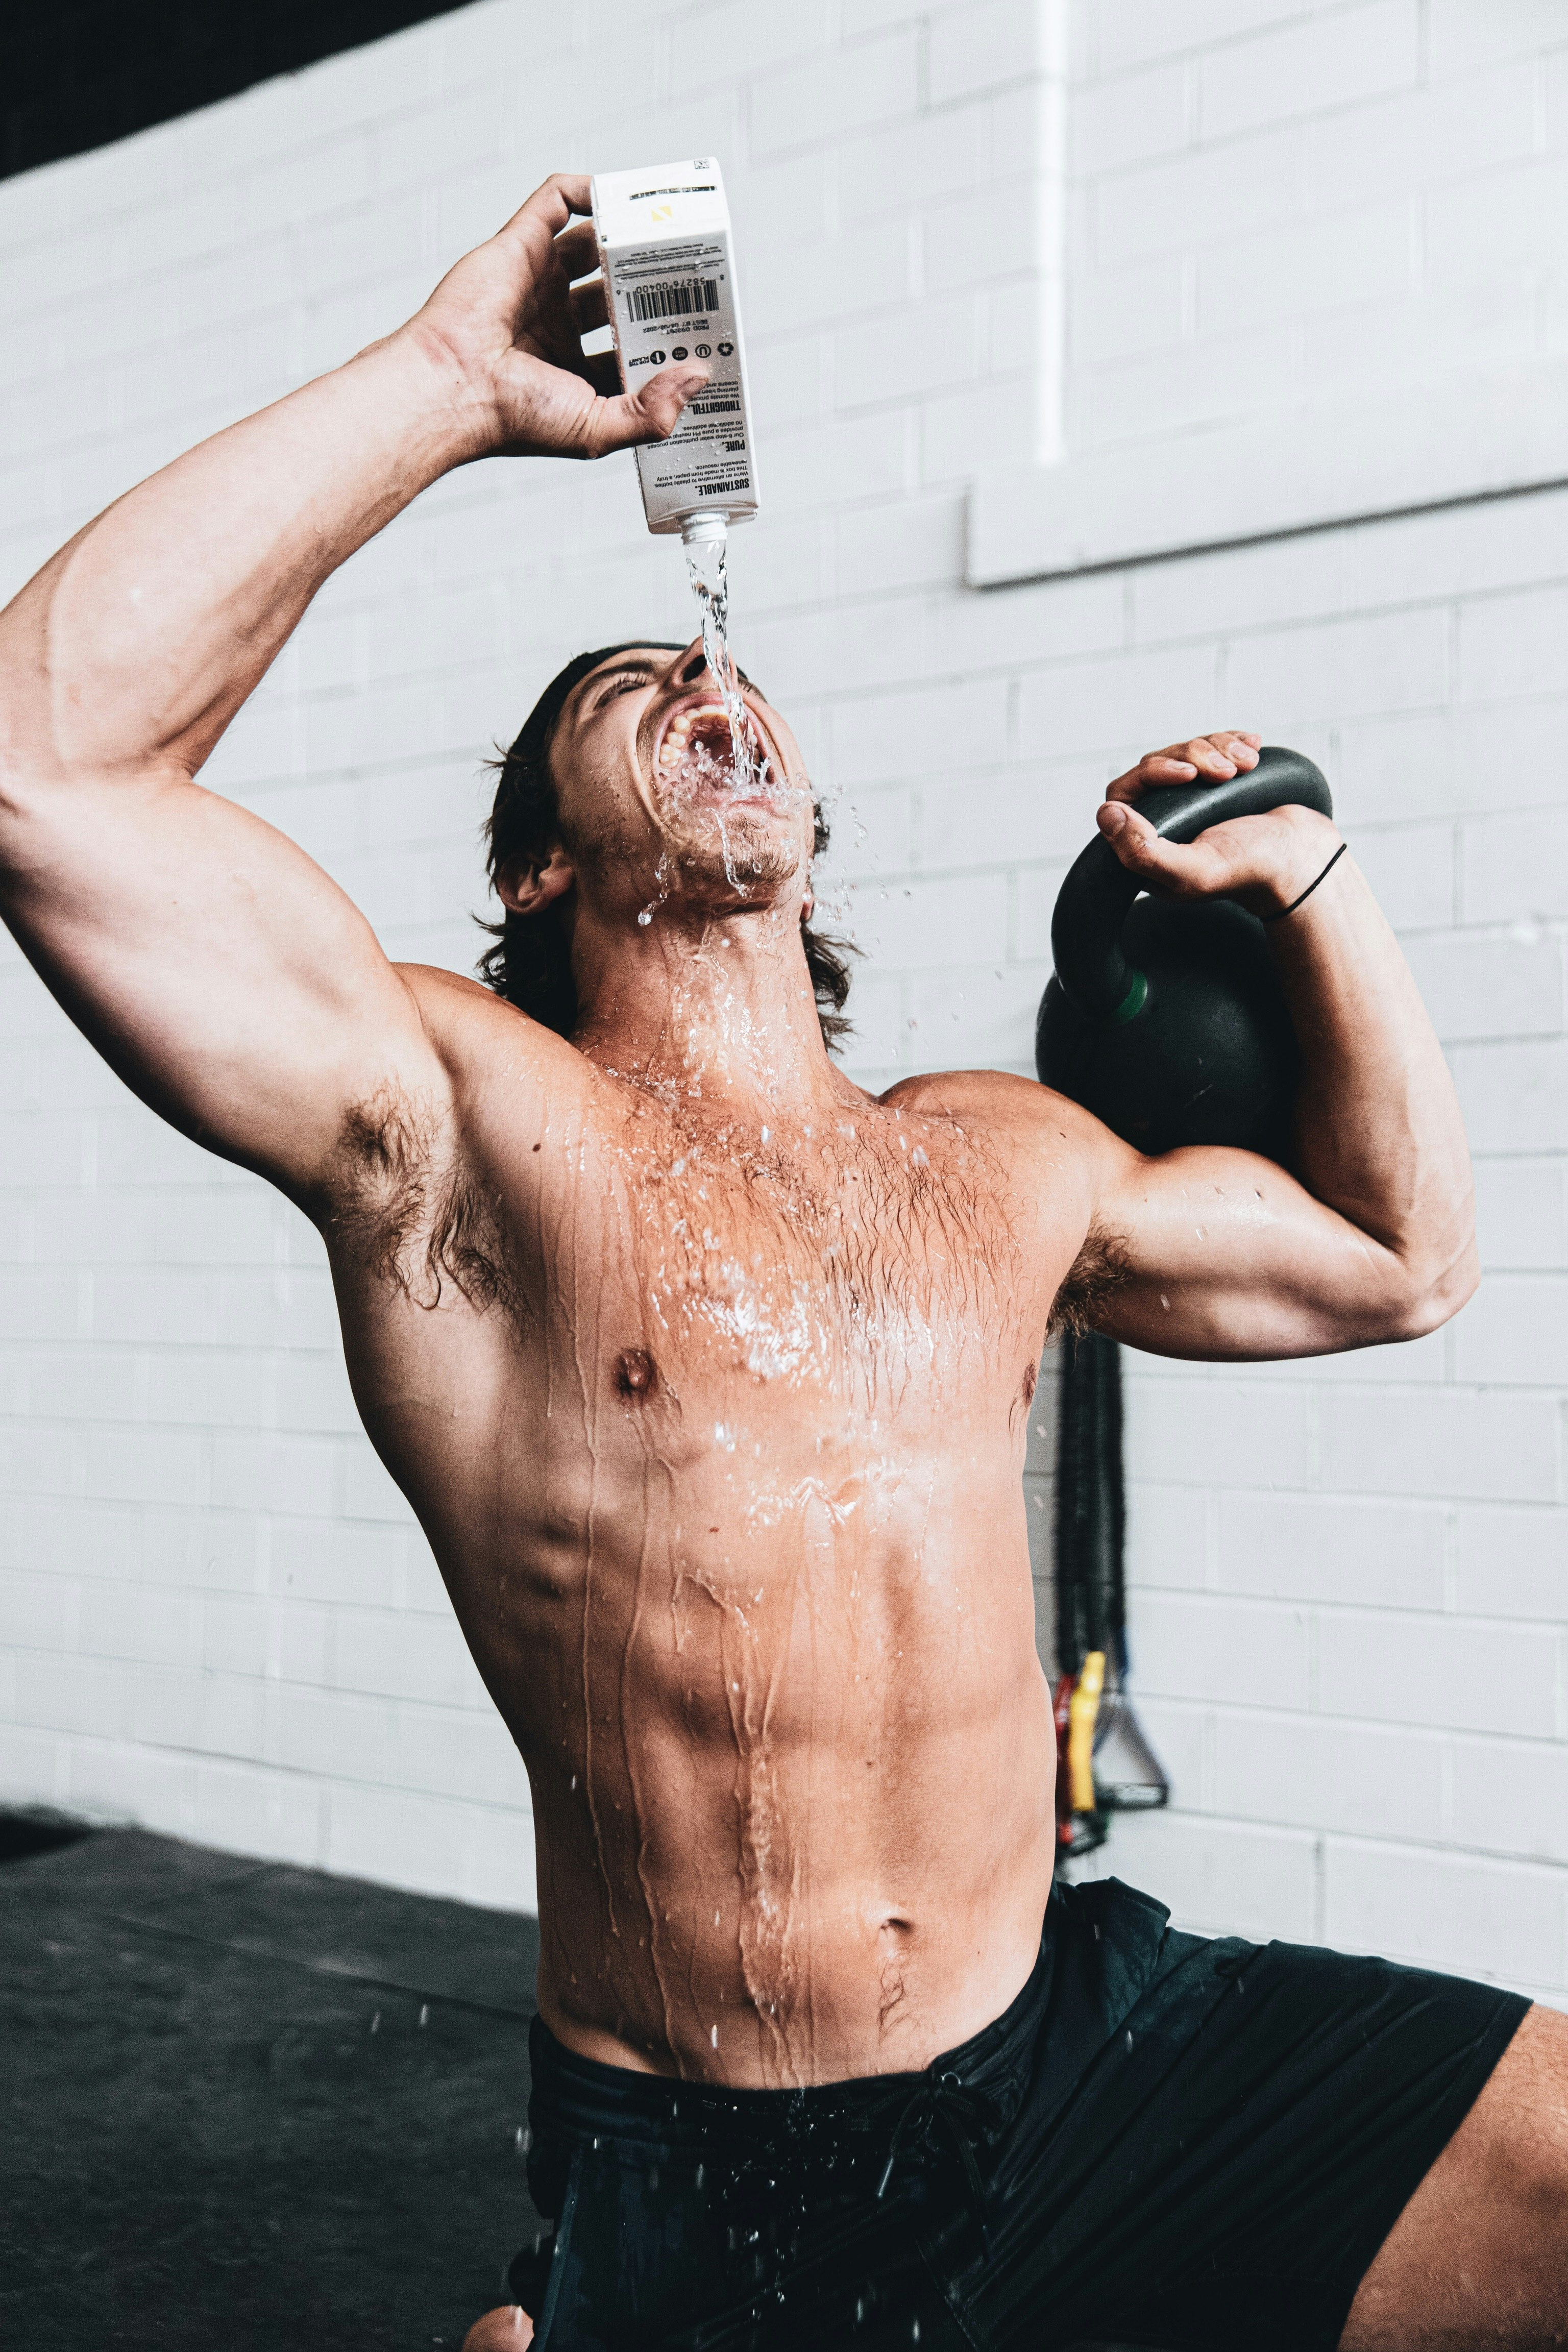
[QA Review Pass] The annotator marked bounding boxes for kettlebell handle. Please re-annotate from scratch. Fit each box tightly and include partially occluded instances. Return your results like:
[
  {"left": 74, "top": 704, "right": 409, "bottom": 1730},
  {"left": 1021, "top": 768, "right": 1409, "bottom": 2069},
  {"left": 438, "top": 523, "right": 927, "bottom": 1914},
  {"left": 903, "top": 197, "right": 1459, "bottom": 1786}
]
[{"left": 1049, "top": 746, "right": 1334, "bottom": 1025}]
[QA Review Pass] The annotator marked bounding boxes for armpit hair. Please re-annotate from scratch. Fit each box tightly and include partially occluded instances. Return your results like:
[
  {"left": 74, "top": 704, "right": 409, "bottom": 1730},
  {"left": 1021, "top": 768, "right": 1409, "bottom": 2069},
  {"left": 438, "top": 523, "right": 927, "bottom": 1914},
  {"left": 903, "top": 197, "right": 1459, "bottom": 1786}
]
[
  {"left": 327, "top": 1088, "right": 514, "bottom": 1316},
  {"left": 1049, "top": 1222, "right": 1134, "bottom": 1342}
]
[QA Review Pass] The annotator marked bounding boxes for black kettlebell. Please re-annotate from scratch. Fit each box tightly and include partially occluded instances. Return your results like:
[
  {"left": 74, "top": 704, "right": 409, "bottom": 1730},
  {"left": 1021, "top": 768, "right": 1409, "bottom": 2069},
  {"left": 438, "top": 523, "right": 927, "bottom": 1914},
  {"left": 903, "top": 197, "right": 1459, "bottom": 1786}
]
[{"left": 1035, "top": 746, "right": 1333, "bottom": 1162}]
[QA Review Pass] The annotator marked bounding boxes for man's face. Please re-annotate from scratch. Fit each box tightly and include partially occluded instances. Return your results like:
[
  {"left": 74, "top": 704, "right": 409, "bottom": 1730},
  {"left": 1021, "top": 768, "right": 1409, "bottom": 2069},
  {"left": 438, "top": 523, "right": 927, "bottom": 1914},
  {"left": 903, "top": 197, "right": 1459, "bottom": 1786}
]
[{"left": 546, "top": 641, "right": 817, "bottom": 917}]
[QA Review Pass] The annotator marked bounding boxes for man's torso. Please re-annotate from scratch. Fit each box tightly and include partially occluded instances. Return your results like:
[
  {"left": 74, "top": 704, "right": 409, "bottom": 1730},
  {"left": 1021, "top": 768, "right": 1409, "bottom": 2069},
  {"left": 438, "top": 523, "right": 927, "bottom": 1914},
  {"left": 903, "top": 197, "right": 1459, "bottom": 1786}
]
[{"left": 320, "top": 972, "right": 1085, "bottom": 2087}]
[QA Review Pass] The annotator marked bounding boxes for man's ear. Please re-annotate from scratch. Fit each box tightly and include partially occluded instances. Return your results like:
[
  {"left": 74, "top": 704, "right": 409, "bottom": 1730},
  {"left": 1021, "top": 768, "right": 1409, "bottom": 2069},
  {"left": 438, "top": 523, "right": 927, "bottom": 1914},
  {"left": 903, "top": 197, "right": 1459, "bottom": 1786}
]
[{"left": 497, "top": 846, "right": 575, "bottom": 916}]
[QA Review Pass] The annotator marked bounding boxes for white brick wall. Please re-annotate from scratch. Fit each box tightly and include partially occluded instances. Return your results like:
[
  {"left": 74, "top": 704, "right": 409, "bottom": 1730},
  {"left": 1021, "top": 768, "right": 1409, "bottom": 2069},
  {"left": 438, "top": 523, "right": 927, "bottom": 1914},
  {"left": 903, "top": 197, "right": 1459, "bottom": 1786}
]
[{"left": 2, "top": 0, "right": 1566, "bottom": 2003}]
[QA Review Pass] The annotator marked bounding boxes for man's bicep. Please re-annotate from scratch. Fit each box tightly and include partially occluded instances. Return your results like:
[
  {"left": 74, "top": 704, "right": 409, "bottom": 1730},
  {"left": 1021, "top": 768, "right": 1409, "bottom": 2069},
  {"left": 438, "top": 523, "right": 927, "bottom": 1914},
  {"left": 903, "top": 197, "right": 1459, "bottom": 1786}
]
[
  {"left": 1076, "top": 1136, "right": 1413, "bottom": 1362},
  {"left": 0, "top": 771, "right": 448, "bottom": 1198}
]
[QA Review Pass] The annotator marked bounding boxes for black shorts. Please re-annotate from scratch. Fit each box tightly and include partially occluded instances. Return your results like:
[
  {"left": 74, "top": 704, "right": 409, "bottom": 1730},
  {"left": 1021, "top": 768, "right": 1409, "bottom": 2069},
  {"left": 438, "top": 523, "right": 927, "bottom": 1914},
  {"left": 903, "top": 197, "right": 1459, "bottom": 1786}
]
[{"left": 509, "top": 1875, "right": 1528, "bottom": 2352}]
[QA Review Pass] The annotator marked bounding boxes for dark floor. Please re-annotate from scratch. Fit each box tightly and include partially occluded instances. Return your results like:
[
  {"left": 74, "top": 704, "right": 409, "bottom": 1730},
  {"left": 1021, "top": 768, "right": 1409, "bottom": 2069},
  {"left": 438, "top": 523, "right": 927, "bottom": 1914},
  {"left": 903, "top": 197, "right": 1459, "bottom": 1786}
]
[{"left": 0, "top": 1811, "right": 544, "bottom": 2351}]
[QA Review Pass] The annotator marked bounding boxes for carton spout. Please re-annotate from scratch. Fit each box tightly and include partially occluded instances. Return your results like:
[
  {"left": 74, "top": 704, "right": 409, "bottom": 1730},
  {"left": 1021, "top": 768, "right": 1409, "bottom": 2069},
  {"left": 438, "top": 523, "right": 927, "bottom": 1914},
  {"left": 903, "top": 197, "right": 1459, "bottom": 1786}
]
[{"left": 680, "top": 511, "right": 728, "bottom": 551}]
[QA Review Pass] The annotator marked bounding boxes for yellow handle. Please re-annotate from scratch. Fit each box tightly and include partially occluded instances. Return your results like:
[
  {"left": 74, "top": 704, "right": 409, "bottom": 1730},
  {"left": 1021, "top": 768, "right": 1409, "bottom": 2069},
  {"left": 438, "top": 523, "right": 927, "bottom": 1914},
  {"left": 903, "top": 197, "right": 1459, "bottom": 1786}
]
[{"left": 1067, "top": 1651, "right": 1105, "bottom": 1815}]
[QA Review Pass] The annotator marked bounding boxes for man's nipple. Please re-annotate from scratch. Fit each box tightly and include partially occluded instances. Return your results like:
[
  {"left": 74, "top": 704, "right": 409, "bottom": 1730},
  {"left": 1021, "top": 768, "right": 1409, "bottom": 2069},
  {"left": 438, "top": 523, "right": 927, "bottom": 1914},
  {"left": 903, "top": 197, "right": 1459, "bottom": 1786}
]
[{"left": 615, "top": 1348, "right": 658, "bottom": 1399}]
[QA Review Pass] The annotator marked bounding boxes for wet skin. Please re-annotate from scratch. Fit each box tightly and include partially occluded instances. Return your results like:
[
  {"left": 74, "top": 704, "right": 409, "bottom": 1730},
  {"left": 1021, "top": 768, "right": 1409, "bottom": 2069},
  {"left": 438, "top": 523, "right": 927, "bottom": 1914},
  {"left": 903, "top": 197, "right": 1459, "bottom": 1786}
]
[
  {"left": 326, "top": 645, "right": 1080, "bottom": 2081},
  {"left": 0, "top": 175, "right": 1482, "bottom": 2129},
  {"left": 339, "top": 960, "right": 1063, "bottom": 2080},
  {"left": 346, "top": 998, "right": 1064, "bottom": 2082}
]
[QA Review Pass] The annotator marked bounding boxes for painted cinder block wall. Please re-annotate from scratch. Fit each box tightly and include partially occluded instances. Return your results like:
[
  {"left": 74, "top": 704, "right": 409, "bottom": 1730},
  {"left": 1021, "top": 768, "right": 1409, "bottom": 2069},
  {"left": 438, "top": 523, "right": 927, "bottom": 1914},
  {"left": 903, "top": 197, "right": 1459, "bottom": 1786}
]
[{"left": 1, "top": 0, "right": 1565, "bottom": 1995}]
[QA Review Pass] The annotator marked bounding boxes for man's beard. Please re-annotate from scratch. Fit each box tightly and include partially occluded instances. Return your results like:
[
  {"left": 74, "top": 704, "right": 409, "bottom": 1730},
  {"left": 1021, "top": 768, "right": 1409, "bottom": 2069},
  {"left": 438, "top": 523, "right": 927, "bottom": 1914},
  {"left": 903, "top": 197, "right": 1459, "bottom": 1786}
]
[
  {"left": 655, "top": 796, "right": 803, "bottom": 898},
  {"left": 557, "top": 741, "right": 811, "bottom": 910}
]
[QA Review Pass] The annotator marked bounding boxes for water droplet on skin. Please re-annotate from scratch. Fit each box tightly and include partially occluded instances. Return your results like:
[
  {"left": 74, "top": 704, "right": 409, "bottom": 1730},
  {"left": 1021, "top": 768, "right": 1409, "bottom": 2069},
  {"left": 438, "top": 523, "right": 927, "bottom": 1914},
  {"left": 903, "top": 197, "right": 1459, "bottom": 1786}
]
[
  {"left": 711, "top": 2023, "right": 719, "bottom": 2047},
  {"left": 637, "top": 908, "right": 653, "bottom": 927}
]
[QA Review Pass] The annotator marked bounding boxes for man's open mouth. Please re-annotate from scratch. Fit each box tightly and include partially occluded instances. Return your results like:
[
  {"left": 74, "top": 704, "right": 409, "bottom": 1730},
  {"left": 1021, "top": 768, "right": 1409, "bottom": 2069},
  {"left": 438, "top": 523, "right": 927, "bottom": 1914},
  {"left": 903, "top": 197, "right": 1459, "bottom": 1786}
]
[{"left": 654, "top": 696, "right": 776, "bottom": 796}]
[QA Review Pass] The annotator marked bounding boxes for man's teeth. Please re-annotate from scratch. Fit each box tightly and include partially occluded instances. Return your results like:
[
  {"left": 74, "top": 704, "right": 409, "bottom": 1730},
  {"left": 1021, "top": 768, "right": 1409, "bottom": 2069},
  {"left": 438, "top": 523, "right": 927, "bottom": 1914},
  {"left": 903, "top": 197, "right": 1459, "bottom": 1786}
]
[{"left": 659, "top": 703, "right": 740, "bottom": 769}]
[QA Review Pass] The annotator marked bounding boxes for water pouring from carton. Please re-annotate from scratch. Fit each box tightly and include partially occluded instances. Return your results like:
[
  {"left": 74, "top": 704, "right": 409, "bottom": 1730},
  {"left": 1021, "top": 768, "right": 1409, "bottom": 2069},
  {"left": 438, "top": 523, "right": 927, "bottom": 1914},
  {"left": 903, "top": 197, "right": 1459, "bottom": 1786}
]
[
  {"left": 591, "top": 158, "right": 767, "bottom": 800},
  {"left": 680, "top": 511, "right": 766, "bottom": 798}
]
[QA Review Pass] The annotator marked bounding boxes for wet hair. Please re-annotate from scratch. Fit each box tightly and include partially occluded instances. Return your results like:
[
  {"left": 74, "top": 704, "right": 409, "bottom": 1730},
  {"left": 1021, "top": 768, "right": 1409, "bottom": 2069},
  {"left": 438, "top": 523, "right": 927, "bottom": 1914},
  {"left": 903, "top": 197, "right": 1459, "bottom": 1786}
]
[{"left": 477, "top": 642, "right": 855, "bottom": 1048}]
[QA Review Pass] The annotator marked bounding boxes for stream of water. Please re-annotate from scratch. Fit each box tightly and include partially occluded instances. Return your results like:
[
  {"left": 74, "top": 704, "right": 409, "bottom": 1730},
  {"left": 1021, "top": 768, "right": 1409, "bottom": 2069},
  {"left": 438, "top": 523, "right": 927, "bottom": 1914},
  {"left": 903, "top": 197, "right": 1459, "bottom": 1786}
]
[{"left": 683, "top": 525, "right": 765, "bottom": 797}]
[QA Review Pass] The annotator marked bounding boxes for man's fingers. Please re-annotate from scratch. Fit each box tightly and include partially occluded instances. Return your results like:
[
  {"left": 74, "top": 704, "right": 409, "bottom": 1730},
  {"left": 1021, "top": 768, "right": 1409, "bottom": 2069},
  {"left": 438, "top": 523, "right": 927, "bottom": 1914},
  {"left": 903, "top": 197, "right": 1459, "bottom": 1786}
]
[
  {"left": 1181, "top": 731, "right": 1261, "bottom": 775},
  {"left": 487, "top": 175, "right": 593, "bottom": 269},
  {"left": 1106, "top": 753, "right": 1196, "bottom": 804},
  {"left": 526, "top": 173, "right": 593, "bottom": 234},
  {"left": 583, "top": 364, "right": 710, "bottom": 455},
  {"left": 1098, "top": 801, "right": 1157, "bottom": 859},
  {"left": 1106, "top": 730, "right": 1263, "bottom": 804},
  {"left": 555, "top": 219, "right": 601, "bottom": 283},
  {"left": 570, "top": 276, "right": 610, "bottom": 336},
  {"left": 584, "top": 349, "right": 624, "bottom": 400},
  {"left": 1096, "top": 802, "right": 1229, "bottom": 896},
  {"left": 631, "top": 360, "right": 710, "bottom": 438}
]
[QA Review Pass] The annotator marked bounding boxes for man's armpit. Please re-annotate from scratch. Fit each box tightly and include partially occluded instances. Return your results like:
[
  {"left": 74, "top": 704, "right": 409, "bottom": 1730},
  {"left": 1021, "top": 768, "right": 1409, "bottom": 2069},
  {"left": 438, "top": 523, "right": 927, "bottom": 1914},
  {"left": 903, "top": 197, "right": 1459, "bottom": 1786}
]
[{"left": 1048, "top": 1222, "right": 1134, "bottom": 1341}]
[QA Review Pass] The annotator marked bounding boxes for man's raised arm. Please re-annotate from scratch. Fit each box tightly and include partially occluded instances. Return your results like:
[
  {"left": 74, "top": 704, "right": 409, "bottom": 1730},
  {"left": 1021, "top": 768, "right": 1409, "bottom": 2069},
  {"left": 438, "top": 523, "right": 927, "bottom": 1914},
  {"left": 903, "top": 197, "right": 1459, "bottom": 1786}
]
[
  {"left": 0, "top": 176, "right": 704, "bottom": 1207},
  {"left": 1068, "top": 732, "right": 1478, "bottom": 1362}
]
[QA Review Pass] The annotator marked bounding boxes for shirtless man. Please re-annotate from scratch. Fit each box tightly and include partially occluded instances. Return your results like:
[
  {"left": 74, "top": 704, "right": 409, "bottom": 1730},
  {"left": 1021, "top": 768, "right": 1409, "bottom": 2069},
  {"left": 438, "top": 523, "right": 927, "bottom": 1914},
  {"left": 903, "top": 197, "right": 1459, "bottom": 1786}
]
[{"left": 2, "top": 177, "right": 1564, "bottom": 2352}]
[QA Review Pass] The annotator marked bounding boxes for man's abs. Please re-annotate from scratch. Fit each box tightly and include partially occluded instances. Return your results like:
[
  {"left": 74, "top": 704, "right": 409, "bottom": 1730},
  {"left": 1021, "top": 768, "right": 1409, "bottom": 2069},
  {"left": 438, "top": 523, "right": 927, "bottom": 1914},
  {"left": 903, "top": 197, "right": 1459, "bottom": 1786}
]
[
  {"left": 369, "top": 1367, "right": 1060, "bottom": 2090},
  {"left": 497, "top": 1477, "right": 1058, "bottom": 2091}
]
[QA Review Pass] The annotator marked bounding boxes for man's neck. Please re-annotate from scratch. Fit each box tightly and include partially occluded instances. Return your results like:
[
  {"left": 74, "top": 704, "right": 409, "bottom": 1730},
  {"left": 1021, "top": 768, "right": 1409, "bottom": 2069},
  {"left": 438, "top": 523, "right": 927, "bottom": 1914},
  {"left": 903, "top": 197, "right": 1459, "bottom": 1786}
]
[{"left": 570, "top": 898, "right": 855, "bottom": 1123}]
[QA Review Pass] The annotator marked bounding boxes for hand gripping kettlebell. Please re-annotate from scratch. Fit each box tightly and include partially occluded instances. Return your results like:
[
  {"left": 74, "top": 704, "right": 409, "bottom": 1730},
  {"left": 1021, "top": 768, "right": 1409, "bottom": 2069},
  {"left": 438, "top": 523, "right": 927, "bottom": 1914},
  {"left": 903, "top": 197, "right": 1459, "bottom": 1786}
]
[{"left": 1035, "top": 746, "right": 1333, "bottom": 1162}]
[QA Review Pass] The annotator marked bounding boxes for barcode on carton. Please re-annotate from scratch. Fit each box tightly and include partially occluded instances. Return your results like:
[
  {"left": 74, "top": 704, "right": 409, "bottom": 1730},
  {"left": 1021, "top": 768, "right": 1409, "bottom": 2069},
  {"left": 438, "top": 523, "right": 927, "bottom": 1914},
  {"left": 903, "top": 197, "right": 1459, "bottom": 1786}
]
[{"left": 631, "top": 279, "right": 721, "bottom": 322}]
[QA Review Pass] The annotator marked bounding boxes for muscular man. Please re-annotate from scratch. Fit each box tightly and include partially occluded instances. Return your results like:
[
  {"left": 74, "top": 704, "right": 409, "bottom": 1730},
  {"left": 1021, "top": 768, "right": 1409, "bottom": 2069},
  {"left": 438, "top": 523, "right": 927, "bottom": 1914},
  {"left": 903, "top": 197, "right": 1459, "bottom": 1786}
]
[{"left": 2, "top": 178, "right": 1563, "bottom": 2352}]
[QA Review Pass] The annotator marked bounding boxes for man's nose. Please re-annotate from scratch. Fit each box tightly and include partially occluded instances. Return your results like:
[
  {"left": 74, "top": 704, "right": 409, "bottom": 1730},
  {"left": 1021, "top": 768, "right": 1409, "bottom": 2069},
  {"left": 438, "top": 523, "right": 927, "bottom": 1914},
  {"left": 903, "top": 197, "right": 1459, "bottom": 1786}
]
[{"left": 676, "top": 639, "right": 709, "bottom": 687}]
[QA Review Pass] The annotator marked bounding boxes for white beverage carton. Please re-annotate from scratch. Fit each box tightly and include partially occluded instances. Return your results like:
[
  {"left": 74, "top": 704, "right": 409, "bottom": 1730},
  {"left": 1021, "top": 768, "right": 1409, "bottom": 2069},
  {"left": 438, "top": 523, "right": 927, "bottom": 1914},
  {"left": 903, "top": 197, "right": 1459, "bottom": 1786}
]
[{"left": 590, "top": 158, "right": 760, "bottom": 541}]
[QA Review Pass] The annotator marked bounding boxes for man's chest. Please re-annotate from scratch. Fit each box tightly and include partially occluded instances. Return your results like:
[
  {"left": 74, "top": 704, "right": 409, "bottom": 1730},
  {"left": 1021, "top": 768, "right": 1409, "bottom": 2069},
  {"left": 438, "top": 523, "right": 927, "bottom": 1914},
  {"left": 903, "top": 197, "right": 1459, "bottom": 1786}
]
[
  {"left": 522, "top": 1122, "right": 1043, "bottom": 1403},
  {"left": 339, "top": 1090, "right": 1063, "bottom": 1485}
]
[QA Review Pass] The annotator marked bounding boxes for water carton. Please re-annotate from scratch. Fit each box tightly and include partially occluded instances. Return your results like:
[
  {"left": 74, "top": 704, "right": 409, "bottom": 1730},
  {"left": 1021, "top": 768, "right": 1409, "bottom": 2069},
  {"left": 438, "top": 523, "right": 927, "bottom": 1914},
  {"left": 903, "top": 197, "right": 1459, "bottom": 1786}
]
[{"left": 591, "top": 158, "right": 760, "bottom": 540}]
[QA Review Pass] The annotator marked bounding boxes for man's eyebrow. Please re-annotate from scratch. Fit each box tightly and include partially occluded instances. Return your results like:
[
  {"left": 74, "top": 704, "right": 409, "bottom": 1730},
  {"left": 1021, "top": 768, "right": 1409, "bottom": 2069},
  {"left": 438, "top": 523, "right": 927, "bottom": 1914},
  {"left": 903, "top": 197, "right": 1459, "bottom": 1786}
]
[
  {"left": 586, "top": 656, "right": 662, "bottom": 692},
  {"left": 581, "top": 653, "right": 762, "bottom": 697}
]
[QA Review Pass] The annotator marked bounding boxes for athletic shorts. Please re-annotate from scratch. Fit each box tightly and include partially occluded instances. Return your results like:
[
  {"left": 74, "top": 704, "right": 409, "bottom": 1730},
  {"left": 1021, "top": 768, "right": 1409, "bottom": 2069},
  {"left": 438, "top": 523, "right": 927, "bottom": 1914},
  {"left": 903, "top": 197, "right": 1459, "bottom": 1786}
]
[{"left": 507, "top": 1874, "right": 1529, "bottom": 2352}]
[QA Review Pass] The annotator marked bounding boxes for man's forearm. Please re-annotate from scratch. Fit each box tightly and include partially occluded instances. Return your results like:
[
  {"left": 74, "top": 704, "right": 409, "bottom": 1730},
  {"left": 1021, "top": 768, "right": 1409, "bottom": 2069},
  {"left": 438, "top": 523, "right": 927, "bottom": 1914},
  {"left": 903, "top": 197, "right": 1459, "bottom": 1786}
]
[
  {"left": 1273, "top": 850, "right": 1475, "bottom": 1306},
  {"left": 0, "top": 327, "right": 483, "bottom": 796}
]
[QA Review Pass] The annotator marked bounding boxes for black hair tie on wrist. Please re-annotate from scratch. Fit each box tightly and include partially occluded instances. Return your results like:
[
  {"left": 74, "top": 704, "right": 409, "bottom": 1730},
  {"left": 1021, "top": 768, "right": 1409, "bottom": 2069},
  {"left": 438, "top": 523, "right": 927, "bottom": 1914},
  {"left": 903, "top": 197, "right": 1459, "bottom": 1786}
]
[{"left": 1261, "top": 839, "right": 1348, "bottom": 922}]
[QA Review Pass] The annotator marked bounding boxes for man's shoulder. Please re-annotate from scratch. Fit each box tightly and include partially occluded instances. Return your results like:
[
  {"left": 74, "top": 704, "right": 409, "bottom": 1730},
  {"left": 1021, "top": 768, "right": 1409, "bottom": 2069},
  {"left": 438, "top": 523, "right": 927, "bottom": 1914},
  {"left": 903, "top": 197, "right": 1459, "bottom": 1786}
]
[
  {"left": 394, "top": 963, "right": 586, "bottom": 1086},
  {"left": 395, "top": 960, "right": 528, "bottom": 1028},
  {"left": 879, "top": 1064, "right": 1105, "bottom": 1147}
]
